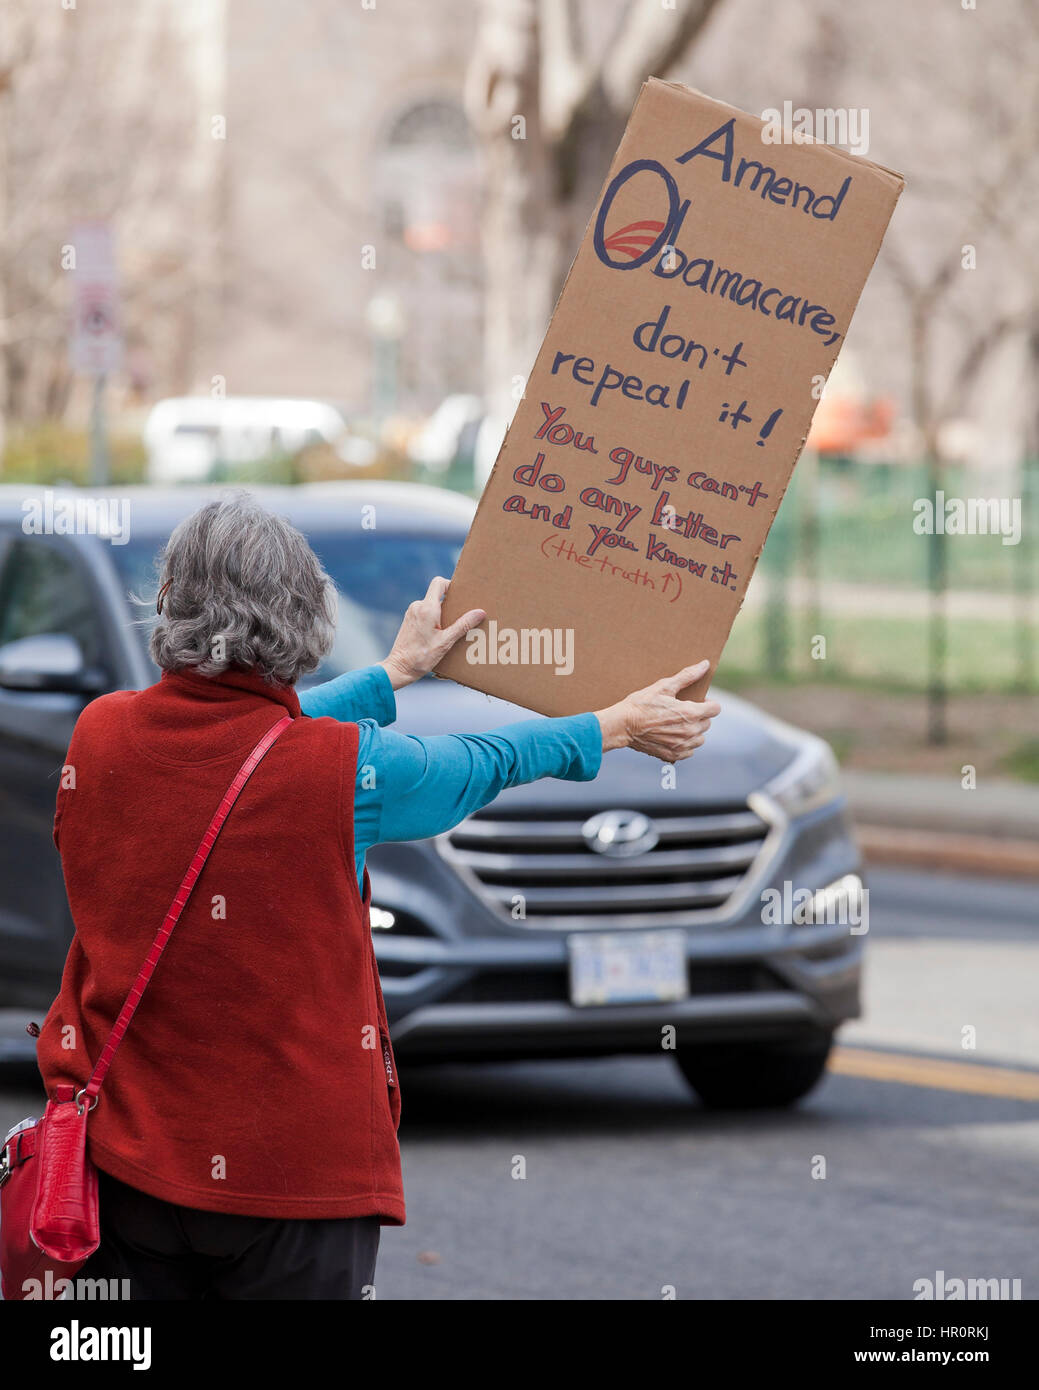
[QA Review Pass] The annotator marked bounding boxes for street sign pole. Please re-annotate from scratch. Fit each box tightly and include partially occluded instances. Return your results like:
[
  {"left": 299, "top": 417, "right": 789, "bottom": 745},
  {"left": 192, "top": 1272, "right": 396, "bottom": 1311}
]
[
  {"left": 89, "top": 372, "right": 109, "bottom": 485},
  {"left": 71, "top": 223, "right": 122, "bottom": 484}
]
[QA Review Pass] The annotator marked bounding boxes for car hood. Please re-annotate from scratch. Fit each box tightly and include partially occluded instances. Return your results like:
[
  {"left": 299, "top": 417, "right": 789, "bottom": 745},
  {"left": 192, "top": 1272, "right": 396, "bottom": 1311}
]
[{"left": 392, "top": 676, "right": 808, "bottom": 810}]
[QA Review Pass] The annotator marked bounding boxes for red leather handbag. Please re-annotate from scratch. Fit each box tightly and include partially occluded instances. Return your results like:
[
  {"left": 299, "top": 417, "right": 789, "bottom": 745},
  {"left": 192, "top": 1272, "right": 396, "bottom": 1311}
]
[{"left": 0, "top": 714, "right": 292, "bottom": 1301}]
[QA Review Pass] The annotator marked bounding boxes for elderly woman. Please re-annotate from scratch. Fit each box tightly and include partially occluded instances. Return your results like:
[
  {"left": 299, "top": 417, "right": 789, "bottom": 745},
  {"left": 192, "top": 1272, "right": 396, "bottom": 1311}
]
[{"left": 37, "top": 493, "right": 719, "bottom": 1300}]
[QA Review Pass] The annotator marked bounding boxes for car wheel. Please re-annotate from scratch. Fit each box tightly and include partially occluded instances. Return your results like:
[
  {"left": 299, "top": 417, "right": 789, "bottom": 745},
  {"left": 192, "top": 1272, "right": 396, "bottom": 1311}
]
[{"left": 675, "top": 1032, "right": 834, "bottom": 1110}]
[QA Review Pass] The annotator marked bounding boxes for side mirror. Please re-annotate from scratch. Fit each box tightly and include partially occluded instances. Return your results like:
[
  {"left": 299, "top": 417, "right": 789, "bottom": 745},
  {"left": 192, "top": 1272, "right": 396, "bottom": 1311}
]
[{"left": 0, "top": 634, "right": 108, "bottom": 694}]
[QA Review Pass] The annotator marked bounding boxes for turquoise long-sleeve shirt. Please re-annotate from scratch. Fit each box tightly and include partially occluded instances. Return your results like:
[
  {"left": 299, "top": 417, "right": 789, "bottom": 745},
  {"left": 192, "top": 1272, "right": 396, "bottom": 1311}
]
[{"left": 299, "top": 666, "right": 603, "bottom": 891}]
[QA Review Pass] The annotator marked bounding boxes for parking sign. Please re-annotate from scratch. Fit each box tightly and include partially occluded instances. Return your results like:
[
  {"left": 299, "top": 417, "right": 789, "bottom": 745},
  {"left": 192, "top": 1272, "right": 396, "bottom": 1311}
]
[{"left": 70, "top": 222, "right": 123, "bottom": 375}]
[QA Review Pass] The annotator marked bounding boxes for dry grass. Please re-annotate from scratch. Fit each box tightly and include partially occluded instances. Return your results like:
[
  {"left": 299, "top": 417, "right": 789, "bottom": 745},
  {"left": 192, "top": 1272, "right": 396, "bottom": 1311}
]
[{"left": 734, "top": 682, "right": 1038, "bottom": 780}]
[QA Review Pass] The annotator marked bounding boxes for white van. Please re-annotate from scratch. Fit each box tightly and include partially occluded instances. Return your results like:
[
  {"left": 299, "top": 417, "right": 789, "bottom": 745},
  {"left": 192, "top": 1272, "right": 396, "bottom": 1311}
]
[{"left": 143, "top": 397, "right": 376, "bottom": 483}]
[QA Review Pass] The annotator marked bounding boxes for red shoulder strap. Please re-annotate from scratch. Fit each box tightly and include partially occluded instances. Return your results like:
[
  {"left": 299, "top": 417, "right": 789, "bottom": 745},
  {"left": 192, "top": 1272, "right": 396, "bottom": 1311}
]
[{"left": 78, "top": 713, "right": 293, "bottom": 1109}]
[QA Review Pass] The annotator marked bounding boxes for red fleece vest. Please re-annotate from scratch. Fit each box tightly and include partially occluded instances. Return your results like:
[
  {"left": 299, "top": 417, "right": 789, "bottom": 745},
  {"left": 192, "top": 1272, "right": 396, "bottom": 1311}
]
[{"left": 36, "top": 666, "right": 405, "bottom": 1224}]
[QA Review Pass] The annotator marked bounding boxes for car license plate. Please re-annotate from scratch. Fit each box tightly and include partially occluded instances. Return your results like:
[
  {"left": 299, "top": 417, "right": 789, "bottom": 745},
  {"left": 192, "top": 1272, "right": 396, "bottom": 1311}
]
[{"left": 568, "top": 930, "right": 688, "bottom": 1007}]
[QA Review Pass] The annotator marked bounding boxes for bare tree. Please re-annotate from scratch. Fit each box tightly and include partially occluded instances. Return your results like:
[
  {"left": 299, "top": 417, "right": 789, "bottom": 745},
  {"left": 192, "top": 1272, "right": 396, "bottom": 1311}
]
[
  {"left": 0, "top": 0, "right": 41, "bottom": 432},
  {"left": 465, "top": 0, "right": 722, "bottom": 425},
  {"left": 878, "top": 8, "right": 1039, "bottom": 742},
  {"left": 0, "top": 0, "right": 211, "bottom": 431}
]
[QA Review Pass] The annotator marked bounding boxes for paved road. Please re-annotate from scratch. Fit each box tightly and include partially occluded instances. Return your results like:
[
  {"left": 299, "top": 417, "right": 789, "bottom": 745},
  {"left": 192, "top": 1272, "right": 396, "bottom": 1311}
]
[{"left": 3, "top": 867, "right": 1036, "bottom": 1300}]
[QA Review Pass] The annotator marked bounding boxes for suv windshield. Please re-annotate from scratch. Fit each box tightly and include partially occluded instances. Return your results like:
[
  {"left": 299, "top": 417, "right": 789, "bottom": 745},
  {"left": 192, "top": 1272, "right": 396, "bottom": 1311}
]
[{"left": 109, "top": 529, "right": 464, "bottom": 684}]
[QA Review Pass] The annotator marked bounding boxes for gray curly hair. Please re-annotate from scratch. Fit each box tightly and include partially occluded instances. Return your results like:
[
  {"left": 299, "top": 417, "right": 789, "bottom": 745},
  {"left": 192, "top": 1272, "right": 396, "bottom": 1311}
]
[{"left": 149, "top": 492, "right": 336, "bottom": 686}]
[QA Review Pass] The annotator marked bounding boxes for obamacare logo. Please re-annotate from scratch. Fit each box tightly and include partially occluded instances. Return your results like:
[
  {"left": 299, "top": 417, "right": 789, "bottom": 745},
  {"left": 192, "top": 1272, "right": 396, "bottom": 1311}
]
[
  {"left": 593, "top": 119, "right": 853, "bottom": 275},
  {"left": 590, "top": 126, "right": 850, "bottom": 350},
  {"left": 593, "top": 159, "right": 688, "bottom": 270}
]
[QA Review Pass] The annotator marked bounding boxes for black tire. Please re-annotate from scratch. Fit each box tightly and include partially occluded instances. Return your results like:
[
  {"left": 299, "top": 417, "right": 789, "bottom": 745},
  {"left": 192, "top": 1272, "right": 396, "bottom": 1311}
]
[{"left": 675, "top": 1032, "right": 834, "bottom": 1110}]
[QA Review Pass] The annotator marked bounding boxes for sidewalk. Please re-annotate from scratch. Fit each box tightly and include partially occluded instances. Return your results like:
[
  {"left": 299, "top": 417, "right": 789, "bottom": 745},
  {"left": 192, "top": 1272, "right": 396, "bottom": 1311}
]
[
  {"left": 842, "top": 770, "right": 1039, "bottom": 877},
  {"left": 742, "top": 574, "right": 1036, "bottom": 623}
]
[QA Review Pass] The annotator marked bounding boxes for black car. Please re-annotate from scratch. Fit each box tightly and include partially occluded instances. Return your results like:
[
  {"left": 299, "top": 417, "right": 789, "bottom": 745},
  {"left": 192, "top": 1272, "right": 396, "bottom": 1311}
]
[{"left": 0, "top": 482, "right": 866, "bottom": 1108}]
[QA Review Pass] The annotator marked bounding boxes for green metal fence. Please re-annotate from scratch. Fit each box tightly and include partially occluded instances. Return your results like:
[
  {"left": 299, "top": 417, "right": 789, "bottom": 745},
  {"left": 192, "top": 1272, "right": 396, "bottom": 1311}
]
[{"left": 720, "top": 455, "right": 1039, "bottom": 707}]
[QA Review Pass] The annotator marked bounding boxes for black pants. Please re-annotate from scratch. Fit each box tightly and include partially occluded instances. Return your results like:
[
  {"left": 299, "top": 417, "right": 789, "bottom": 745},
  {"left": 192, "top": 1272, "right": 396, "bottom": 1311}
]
[{"left": 78, "top": 1169, "right": 381, "bottom": 1300}]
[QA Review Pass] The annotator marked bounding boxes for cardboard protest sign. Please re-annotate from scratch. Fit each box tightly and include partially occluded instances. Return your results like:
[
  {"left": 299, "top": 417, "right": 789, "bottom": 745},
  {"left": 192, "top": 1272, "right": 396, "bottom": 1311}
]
[{"left": 436, "top": 79, "right": 904, "bottom": 716}]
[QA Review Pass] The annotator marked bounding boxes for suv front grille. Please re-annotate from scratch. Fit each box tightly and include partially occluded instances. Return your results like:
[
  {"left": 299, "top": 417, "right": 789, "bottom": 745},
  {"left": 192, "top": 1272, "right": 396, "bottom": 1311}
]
[{"left": 437, "top": 802, "right": 774, "bottom": 927}]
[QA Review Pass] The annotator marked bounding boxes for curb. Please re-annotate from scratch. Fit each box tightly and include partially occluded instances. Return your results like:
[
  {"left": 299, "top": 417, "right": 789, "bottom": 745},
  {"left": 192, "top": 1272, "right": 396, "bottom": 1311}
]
[
  {"left": 841, "top": 770, "right": 1039, "bottom": 842},
  {"left": 856, "top": 823, "right": 1039, "bottom": 879}
]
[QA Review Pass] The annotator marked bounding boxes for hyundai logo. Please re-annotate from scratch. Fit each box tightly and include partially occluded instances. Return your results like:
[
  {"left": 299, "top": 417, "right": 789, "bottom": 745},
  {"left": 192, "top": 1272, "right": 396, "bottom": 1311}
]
[{"left": 582, "top": 809, "right": 659, "bottom": 857}]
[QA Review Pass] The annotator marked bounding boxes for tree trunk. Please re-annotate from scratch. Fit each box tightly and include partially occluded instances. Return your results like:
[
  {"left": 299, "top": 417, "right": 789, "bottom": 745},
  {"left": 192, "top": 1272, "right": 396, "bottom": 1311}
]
[
  {"left": 466, "top": 0, "right": 720, "bottom": 429},
  {"left": 465, "top": 0, "right": 560, "bottom": 426}
]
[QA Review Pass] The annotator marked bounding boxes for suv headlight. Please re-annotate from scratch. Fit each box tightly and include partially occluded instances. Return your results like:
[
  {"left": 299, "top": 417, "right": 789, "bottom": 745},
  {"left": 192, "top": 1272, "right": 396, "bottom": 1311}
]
[{"left": 762, "top": 738, "right": 841, "bottom": 818}]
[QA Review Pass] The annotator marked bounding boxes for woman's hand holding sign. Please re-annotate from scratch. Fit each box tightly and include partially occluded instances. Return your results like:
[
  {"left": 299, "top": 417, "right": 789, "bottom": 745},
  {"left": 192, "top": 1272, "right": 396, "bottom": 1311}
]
[
  {"left": 596, "top": 659, "right": 720, "bottom": 761},
  {"left": 383, "top": 581, "right": 718, "bottom": 761},
  {"left": 381, "top": 578, "right": 486, "bottom": 690}
]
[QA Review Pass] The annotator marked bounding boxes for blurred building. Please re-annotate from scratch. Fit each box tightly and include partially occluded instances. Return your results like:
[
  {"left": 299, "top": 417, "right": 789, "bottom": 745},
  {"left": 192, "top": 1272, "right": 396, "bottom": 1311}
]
[
  {"left": 3, "top": 0, "right": 1032, "bottom": 484},
  {"left": 203, "top": 0, "right": 1034, "bottom": 482},
  {"left": 211, "top": 0, "right": 483, "bottom": 419}
]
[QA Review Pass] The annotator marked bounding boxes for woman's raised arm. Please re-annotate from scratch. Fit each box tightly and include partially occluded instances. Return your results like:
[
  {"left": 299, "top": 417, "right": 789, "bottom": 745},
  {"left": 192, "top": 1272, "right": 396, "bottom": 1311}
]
[
  {"left": 362, "top": 659, "right": 720, "bottom": 851},
  {"left": 299, "top": 575, "right": 484, "bottom": 724}
]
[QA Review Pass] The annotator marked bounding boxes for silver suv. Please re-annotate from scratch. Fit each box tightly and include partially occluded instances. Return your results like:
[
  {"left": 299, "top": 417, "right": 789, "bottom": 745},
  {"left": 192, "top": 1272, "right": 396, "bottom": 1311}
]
[{"left": 0, "top": 483, "right": 865, "bottom": 1108}]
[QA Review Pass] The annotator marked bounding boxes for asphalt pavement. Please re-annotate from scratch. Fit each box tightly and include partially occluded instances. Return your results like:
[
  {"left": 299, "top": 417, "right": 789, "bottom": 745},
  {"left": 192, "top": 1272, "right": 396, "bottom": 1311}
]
[{"left": 2, "top": 866, "right": 1036, "bottom": 1300}]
